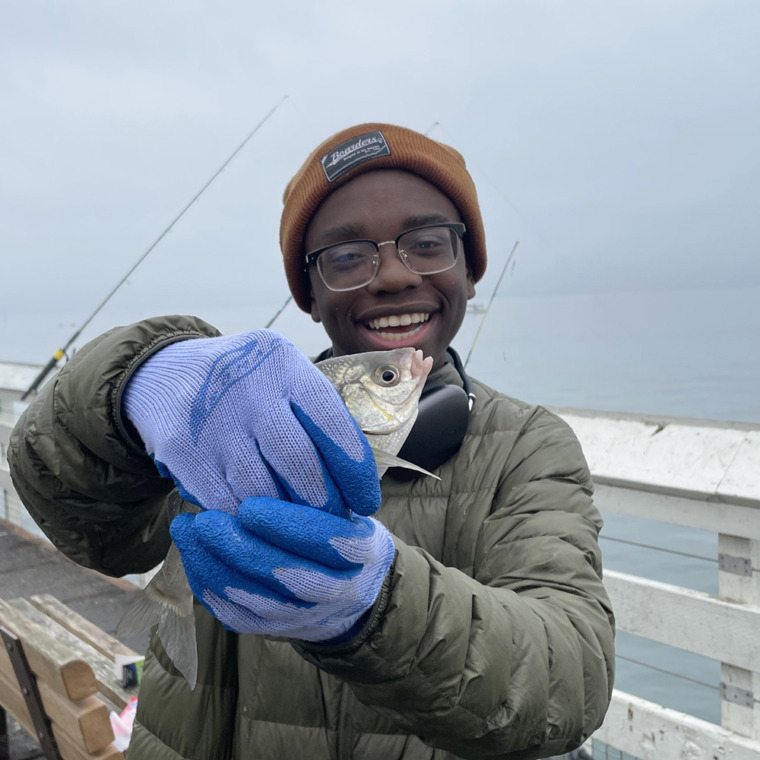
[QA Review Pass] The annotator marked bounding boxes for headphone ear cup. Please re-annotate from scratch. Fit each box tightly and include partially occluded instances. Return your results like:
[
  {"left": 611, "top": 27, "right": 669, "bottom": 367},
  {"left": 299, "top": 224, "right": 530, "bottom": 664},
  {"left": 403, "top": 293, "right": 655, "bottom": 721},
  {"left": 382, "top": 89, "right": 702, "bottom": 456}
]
[{"left": 394, "top": 384, "right": 470, "bottom": 478}]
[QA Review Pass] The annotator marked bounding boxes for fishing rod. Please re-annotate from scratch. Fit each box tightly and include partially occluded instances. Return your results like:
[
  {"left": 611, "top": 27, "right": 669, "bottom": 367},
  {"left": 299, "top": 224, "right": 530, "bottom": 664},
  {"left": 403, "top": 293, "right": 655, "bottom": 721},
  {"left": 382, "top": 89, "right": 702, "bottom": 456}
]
[
  {"left": 22, "top": 95, "right": 288, "bottom": 400},
  {"left": 464, "top": 240, "right": 519, "bottom": 369},
  {"left": 265, "top": 294, "right": 293, "bottom": 329}
]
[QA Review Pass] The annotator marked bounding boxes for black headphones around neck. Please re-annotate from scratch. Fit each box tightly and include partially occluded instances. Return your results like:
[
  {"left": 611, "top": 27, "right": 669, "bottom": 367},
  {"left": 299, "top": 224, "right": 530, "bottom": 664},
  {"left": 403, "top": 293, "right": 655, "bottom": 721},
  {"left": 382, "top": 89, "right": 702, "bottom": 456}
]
[{"left": 315, "top": 346, "right": 474, "bottom": 479}]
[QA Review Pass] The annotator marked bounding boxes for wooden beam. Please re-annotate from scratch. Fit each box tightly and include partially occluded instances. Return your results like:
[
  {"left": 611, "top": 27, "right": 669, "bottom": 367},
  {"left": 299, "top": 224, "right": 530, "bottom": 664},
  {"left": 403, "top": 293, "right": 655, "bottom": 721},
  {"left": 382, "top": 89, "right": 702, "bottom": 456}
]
[
  {"left": 0, "top": 598, "right": 97, "bottom": 701},
  {"left": 595, "top": 484, "right": 760, "bottom": 539},
  {"left": 28, "top": 595, "right": 138, "bottom": 662},
  {"left": 556, "top": 410, "right": 760, "bottom": 508},
  {"left": 0, "top": 668, "right": 113, "bottom": 755},
  {"left": 8, "top": 600, "right": 137, "bottom": 711},
  {"left": 604, "top": 570, "right": 760, "bottom": 670},
  {"left": 594, "top": 689, "right": 760, "bottom": 760},
  {"left": 718, "top": 534, "right": 760, "bottom": 740}
]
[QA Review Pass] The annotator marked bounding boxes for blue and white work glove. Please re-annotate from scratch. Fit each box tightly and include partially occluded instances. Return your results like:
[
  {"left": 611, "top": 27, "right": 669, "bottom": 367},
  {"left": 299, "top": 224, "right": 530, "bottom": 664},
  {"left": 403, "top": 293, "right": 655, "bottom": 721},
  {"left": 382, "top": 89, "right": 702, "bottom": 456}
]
[
  {"left": 122, "top": 330, "right": 380, "bottom": 517},
  {"left": 170, "top": 497, "right": 395, "bottom": 641}
]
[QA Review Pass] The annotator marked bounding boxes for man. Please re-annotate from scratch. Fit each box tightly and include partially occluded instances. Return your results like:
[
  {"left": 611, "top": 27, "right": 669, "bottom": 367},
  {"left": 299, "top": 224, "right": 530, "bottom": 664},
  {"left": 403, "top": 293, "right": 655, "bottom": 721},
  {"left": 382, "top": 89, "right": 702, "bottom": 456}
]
[{"left": 9, "top": 123, "right": 614, "bottom": 759}]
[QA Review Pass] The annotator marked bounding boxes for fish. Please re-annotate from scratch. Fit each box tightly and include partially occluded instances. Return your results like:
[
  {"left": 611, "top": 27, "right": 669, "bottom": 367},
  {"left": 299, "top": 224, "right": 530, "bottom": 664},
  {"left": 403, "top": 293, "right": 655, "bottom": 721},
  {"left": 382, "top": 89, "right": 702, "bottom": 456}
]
[
  {"left": 117, "top": 347, "right": 434, "bottom": 689},
  {"left": 316, "top": 347, "right": 435, "bottom": 477}
]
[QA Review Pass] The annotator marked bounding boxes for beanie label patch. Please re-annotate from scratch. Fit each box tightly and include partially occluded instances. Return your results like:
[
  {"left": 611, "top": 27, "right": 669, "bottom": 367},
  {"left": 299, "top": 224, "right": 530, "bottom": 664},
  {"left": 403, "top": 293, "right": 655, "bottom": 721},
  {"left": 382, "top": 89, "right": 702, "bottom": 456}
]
[{"left": 320, "top": 131, "right": 391, "bottom": 182}]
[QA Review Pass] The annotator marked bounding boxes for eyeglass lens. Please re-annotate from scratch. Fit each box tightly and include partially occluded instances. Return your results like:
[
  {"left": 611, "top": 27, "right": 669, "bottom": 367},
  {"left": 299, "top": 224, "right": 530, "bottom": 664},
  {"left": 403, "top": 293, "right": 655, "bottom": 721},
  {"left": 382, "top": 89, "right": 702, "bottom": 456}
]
[{"left": 317, "top": 225, "right": 459, "bottom": 291}]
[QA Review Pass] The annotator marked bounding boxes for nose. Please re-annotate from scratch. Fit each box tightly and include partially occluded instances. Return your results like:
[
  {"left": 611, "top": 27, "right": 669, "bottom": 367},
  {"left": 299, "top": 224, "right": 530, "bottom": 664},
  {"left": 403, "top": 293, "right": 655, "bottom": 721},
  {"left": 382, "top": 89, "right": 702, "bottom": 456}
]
[{"left": 366, "top": 243, "right": 423, "bottom": 294}]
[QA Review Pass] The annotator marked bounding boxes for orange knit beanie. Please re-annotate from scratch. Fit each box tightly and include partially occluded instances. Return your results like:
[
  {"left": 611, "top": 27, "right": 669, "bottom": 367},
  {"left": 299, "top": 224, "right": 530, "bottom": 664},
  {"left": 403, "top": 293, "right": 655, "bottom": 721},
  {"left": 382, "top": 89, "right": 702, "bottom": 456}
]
[{"left": 280, "top": 122, "right": 487, "bottom": 312}]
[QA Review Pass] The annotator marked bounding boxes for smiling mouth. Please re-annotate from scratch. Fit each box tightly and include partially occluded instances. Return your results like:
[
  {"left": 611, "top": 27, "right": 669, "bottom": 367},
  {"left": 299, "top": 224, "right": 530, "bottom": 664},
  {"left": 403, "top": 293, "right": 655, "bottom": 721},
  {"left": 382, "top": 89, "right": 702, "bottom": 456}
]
[{"left": 365, "top": 312, "right": 430, "bottom": 339}]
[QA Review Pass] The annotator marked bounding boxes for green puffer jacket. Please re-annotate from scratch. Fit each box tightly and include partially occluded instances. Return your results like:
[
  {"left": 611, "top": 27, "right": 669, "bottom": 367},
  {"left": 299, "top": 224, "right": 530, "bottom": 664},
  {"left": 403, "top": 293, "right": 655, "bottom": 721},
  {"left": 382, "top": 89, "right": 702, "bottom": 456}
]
[{"left": 9, "top": 315, "right": 615, "bottom": 760}]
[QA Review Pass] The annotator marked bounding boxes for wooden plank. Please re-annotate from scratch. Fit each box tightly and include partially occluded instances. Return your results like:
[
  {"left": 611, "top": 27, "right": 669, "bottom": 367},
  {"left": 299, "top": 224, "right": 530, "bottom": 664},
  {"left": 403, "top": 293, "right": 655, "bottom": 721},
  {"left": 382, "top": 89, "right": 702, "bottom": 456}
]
[
  {"left": 595, "top": 484, "right": 760, "bottom": 538},
  {"left": 0, "top": 670, "right": 123, "bottom": 760},
  {"left": 594, "top": 689, "right": 760, "bottom": 760},
  {"left": 0, "top": 597, "right": 97, "bottom": 701},
  {"left": 0, "top": 666, "right": 49, "bottom": 752},
  {"left": 604, "top": 570, "right": 760, "bottom": 670},
  {"left": 718, "top": 534, "right": 760, "bottom": 741},
  {"left": 557, "top": 411, "right": 760, "bottom": 507},
  {"left": 29, "top": 595, "right": 138, "bottom": 663},
  {"left": 38, "top": 685, "right": 114, "bottom": 755},
  {"left": 0, "top": 664, "right": 114, "bottom": 752},
  {"left": 53, "top": 726, "right": 124, "bottom": 760},
  {"left": 9, "top": 600, "right": 137, "bottom": 711},
  {"left": 713, "top": 431, "right": 760, "bottom": 505}
]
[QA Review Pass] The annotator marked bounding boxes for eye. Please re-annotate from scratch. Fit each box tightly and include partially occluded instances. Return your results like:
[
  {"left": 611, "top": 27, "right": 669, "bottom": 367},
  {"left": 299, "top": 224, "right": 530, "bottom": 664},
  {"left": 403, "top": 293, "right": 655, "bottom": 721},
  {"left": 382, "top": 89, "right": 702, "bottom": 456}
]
[
  {"left": 374, "top": 364, "right": 400, "bottom": 386},
  {"left": 324, "top": 245, "right": 370, "bottom": 271}
]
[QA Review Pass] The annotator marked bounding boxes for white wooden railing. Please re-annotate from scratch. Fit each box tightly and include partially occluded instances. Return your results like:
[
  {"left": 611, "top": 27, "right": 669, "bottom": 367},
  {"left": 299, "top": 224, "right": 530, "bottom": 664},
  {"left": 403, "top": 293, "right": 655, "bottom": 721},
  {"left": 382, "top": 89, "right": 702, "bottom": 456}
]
[{"left": 554, "top": 408, "right": 760, "bottom": 759}]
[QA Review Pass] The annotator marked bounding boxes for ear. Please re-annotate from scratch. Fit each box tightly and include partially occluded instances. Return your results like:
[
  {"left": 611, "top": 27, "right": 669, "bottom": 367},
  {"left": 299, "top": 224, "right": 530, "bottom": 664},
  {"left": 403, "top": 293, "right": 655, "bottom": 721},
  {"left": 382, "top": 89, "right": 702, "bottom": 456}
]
[
  {"left": 466, "top": 267, "right": 476, "bottom": 300},
  {"left": 309, "top": 290, "right": 322, "bottom": 323}
]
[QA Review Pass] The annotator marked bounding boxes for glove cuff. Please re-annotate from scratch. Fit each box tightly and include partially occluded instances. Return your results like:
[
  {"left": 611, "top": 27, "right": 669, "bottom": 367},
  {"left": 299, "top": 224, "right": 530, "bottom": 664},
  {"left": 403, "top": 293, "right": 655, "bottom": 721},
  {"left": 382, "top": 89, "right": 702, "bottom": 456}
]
[{"left": 122, "top": 339, "right": 207, "bottom": 452}]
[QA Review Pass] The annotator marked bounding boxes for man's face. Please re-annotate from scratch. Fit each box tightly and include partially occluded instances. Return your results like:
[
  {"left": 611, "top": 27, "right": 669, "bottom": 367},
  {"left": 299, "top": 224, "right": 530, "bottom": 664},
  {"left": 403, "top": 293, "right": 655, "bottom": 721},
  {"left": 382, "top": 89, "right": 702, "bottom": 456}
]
[{"left": 305, "top": 170, "right": 475, "bottom": 368}]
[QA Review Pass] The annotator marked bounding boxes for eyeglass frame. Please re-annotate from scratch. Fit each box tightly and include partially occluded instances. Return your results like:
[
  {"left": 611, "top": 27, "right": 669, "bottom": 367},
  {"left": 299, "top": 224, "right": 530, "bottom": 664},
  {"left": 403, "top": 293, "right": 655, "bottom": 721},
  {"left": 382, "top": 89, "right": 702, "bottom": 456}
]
[{"left": 303, "top": 222, "right": 467, "bottom": 292}]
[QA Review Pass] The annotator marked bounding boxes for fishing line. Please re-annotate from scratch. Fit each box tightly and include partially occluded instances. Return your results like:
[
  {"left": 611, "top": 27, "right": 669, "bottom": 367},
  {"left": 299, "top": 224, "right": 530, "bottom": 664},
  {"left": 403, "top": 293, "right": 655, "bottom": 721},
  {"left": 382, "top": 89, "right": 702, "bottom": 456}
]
[
  {"left": 615, "top": 654, "right": 718, "bottom": 693},
  {"left": 464, "top": 240, "right": 519, "bottom": 369},
  {"left": 22, "top": 95, "right": 288, "bottom": 400},
  {"left": 422, "top": 122, "right": 524, "bottom": 370},
  {"left": 599, "top": 535, "right": 718, "bottom": 565}
]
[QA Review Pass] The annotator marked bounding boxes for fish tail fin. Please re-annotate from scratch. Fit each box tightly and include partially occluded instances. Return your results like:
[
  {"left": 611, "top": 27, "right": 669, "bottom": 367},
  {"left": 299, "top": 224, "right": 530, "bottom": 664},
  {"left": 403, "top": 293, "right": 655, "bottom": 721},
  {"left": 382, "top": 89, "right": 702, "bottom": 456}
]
[
  {"left": 117, "top": 576, "right": 165, "bottom": 635},
  {"left": 117, "top": 556, "right": 199, "bottom": 690},
  {"left": 373, "top": 450, "right": 441, "bottom": 480}
]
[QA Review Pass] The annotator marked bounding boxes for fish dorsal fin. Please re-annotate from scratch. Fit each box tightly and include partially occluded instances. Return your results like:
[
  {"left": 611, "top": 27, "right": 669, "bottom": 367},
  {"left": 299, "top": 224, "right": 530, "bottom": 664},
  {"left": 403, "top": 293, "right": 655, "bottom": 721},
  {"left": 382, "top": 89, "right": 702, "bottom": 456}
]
[{"left": 373, "top": 449, "right": 440, "bottom": 480}]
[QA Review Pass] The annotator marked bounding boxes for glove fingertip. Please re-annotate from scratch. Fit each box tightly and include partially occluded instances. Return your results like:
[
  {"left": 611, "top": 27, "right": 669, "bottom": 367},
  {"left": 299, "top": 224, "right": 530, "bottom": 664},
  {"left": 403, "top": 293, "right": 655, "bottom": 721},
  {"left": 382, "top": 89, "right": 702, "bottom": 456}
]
[
  {"left": 195, "top": 508, "right": 227, "bottom": 525},
  {"left": 169, "top": 511, "right": 194, "bottom": 539},
  {"left": 345, "top": 472, "right": 382, "bottom": 517},
  {"left": 237, "top": 496, "right": 277, "bottom": 527},
  {"left": 239, "top": 494, "right": 275, "bottom": 512}
]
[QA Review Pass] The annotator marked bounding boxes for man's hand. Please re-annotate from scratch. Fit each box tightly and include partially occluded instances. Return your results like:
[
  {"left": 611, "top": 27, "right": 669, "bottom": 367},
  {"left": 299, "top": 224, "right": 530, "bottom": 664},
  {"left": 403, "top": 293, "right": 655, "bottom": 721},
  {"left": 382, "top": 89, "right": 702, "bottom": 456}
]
[
  {"left": 170, "top": 497, "right": 395, "bottom": 641},
  {"left": 122, "top": 330, "right": 380, "bottom": 516}
]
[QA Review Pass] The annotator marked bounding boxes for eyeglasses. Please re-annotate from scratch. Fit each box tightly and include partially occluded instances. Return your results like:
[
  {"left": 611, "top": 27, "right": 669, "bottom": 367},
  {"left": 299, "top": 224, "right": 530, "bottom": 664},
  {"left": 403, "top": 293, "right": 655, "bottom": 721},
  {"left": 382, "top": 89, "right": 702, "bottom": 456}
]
[{"left": 304, "top": 223, "right": 466, "bottom": 292}]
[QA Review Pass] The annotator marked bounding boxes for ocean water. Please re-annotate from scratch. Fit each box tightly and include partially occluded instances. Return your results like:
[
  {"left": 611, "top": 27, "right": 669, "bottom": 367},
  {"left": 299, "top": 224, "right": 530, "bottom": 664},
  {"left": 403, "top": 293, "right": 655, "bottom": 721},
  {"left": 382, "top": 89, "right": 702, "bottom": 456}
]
[
  {"left": 462, "top": 285, "right": 760, "bottom": 424},
  {"left": 460, "top": 285, "right": 760, "bottom": 725}
]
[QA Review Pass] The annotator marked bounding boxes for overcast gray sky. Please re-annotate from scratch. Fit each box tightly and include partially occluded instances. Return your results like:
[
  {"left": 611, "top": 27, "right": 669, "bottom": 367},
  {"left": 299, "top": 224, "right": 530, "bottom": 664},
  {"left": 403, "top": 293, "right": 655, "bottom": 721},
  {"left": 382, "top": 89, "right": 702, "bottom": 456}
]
[{"left": 2, "top": 0, "right": 759, "bottom": 365}]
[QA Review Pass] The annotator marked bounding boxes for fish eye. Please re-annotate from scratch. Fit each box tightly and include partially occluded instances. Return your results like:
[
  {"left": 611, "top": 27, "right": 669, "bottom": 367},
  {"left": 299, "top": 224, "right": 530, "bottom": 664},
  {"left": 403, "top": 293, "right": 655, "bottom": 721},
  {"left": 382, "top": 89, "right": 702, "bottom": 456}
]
[{"left": 374, "top": 365, "right": 400, "bottom": 386}]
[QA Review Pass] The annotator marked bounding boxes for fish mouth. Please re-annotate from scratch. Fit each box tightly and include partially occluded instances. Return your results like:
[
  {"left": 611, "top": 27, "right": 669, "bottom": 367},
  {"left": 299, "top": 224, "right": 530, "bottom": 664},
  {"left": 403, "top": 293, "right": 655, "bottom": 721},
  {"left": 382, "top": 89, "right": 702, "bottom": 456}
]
[
  {"left": 364, "top": 312, "right": 430, "bottom": 341},
  {"left": 409, "top": 348, "right": 433, "bottom": 382}
]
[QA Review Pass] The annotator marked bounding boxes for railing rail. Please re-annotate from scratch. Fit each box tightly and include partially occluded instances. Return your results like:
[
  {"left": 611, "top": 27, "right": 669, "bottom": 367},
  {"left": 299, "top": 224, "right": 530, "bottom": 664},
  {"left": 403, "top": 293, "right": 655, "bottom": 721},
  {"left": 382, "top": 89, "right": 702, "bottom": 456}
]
[
  {"left": 554, "top": 407, "right": 760, "bottom": 756},
  {"left": 604, "top": 570, "right": 760, "bottom": 671},
  {"left": 596, "top": 691, "right": 760, "bottom": 760}
]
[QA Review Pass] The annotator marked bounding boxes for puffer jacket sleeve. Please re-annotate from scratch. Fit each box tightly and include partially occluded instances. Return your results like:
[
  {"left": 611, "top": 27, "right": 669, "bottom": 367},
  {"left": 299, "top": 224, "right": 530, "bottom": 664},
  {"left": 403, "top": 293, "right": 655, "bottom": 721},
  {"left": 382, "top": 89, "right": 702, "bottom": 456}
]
[
  {"left": 7, "top": 315, "right": 221, "bottom": 577},
  {"left": 297, "top": 384, "right": 615, "bottom": 759}
]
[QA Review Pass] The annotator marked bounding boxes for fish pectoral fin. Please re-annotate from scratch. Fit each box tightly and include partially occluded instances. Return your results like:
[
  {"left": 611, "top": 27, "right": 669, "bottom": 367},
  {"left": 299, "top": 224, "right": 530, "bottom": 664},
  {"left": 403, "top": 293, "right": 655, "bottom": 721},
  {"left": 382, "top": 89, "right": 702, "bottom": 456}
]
[
  {"left": 116, "top": 548, "right": 199, "bottom": 690},
  {"left": 116, "top": 581, "right": 164, "bottom": 636},
  {"left": 373, "top": 449, "right": 441, "bottom": 480}
]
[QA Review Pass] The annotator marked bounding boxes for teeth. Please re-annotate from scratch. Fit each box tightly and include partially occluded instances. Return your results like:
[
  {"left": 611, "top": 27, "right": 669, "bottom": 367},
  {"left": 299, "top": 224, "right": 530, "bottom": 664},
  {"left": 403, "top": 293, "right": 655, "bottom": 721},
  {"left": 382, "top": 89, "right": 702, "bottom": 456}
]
[{"left": 367, "top": 313, "right": 429, "bottom": 330}]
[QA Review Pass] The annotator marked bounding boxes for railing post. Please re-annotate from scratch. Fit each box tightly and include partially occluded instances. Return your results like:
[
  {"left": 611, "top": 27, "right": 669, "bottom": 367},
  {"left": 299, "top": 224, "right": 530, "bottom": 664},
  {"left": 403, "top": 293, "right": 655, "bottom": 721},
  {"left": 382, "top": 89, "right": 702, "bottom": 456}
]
[{"left": 718, "top": 533, "right": 760, "bottom": 740}]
